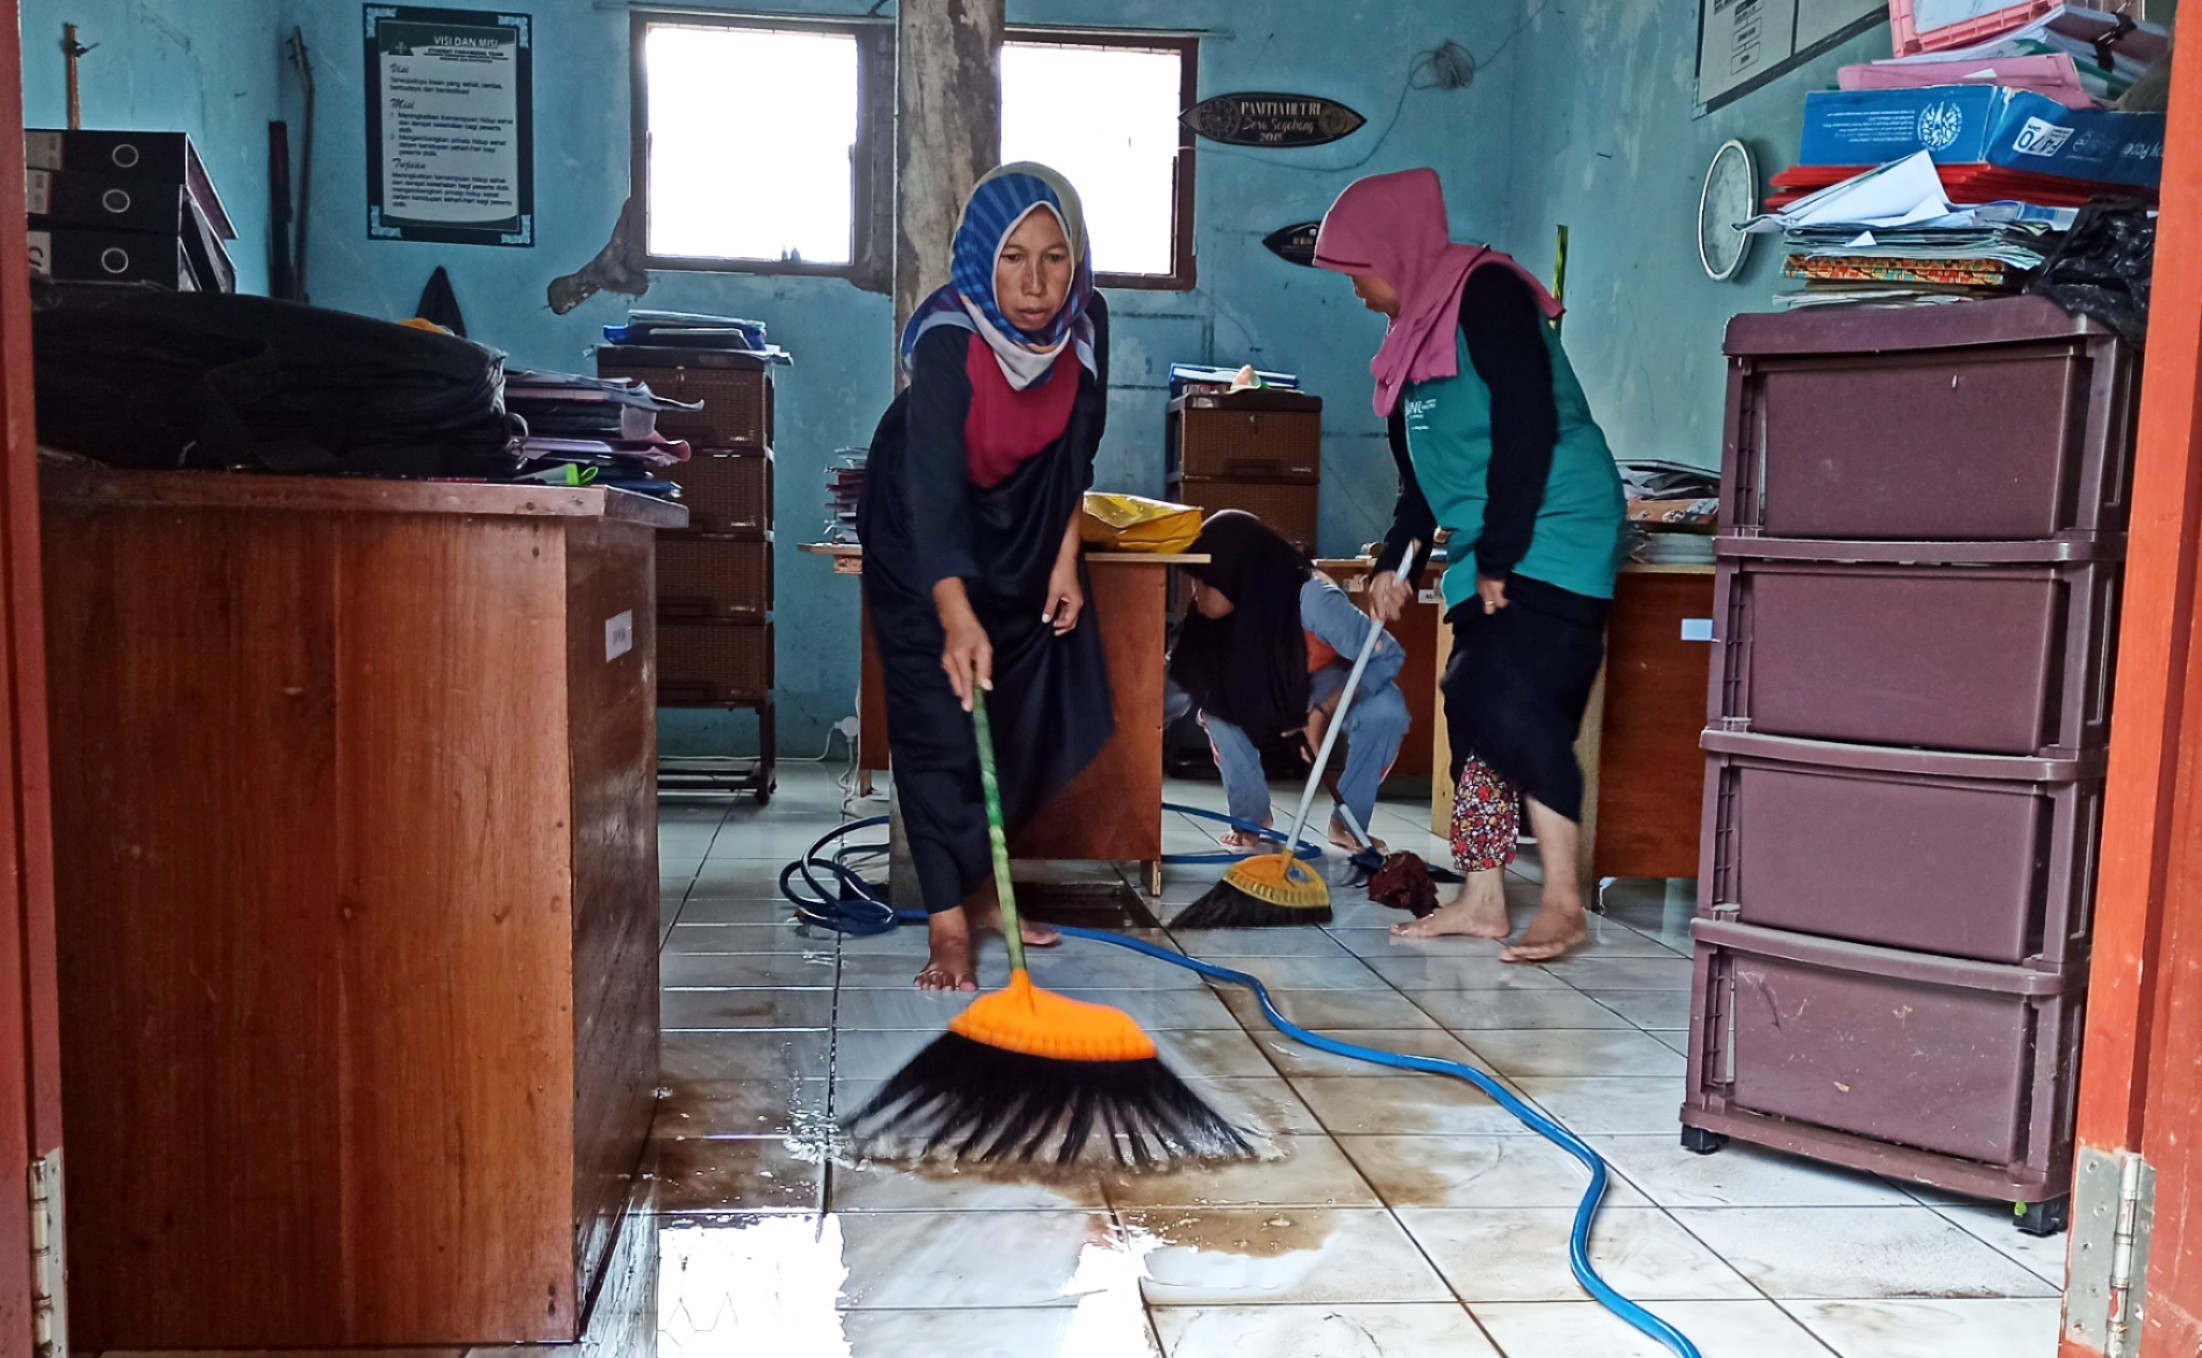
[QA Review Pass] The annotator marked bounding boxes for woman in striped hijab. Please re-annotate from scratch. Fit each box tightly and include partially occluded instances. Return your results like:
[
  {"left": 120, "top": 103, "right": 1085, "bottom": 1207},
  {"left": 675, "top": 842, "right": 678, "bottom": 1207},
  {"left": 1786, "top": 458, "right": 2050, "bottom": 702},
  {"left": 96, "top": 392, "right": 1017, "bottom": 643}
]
[{"left": 855, "top": 163, "right": 1113, "bottom": 991}]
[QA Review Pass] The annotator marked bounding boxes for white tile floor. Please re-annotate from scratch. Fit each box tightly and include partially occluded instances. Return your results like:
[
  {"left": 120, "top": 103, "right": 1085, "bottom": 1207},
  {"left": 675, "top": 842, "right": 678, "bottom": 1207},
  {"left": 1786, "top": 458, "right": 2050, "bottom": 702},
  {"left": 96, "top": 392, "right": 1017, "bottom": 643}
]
[{"left": 628, "top": 766, "right": 2067, "bottom": 1358}]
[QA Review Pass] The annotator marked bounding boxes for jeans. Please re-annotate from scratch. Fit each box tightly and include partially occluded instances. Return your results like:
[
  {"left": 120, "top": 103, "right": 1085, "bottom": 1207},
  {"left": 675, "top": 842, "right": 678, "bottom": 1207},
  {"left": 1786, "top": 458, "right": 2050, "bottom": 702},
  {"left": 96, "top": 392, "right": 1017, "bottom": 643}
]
[{"left": 1166, "top": 670, "right": 1411, "bottom": 835}]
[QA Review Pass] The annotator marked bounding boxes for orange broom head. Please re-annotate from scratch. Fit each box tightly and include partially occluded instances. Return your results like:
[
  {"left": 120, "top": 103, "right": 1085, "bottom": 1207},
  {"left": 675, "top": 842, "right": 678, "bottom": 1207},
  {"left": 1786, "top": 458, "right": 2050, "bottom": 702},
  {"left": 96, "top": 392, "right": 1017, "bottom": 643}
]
[
  {"left": 1221, "top": 851, "right": 1331, "bottom": 910},
  {"left": 948, "top": 972, "right": 1158, "bottom": 1063}
]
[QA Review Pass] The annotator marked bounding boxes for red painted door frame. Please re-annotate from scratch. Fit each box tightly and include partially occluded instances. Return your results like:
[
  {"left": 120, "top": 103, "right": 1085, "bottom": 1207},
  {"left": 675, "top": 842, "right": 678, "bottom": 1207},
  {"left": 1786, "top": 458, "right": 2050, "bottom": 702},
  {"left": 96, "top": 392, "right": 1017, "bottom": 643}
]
[
  {"left": 2061, "top": 17, "right": 2202, "bottom": 1358},
  {"left": 0, "top": 1, "right": 69, "bottom": 1353}
]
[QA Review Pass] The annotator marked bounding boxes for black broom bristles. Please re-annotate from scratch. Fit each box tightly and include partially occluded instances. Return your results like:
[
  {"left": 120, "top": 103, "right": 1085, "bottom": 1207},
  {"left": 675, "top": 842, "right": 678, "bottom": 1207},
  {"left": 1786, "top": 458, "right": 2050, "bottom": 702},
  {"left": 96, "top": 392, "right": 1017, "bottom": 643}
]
[
  {"left": 1168, "top": 878, "right": 1335, "bottom": 929},
  {"left": 841, "top": 1032, "right": 1257, "bottom": 1169}
]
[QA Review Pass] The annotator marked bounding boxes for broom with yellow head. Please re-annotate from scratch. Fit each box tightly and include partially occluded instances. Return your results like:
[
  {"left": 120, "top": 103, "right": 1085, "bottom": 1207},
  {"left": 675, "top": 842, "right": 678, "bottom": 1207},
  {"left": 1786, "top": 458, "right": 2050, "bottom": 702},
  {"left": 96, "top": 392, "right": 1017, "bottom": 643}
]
[
  {"left": 1171, "top": 545, "right": 1419, "bottom": 929},
  {"left": 842, "top": 691, "right": 1255, "bottom": 1168}
]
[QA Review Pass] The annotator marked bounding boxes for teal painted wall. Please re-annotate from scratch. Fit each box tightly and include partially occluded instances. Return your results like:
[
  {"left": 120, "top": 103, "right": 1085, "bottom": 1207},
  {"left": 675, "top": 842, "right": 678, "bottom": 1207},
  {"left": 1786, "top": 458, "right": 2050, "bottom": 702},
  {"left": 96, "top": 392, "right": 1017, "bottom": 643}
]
[
  {"left": 20, "top": 0, "right": 291, "bottom": 296},
  {"left": 1498, "top": 2, "right": 1889, "bottom": 468},
  {"left": 275, "top": 0, "right": 1523, "bottom": 754}
]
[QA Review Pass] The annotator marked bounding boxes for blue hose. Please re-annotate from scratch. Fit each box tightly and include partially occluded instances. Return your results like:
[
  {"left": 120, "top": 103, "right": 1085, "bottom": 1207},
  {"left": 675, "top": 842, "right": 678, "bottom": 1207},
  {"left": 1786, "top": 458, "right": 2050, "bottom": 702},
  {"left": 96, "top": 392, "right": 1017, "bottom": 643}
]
[{"left": 775, "top": 820, "right": 1701, "bottom": 1358}]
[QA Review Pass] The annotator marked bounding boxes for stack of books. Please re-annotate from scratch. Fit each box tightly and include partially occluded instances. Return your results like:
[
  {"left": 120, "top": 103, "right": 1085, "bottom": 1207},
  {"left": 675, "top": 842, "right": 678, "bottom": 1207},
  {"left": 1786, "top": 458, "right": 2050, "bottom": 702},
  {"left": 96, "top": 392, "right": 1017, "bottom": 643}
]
[{"left": 825, "top": 449, "right": 867, "bottom": 545}]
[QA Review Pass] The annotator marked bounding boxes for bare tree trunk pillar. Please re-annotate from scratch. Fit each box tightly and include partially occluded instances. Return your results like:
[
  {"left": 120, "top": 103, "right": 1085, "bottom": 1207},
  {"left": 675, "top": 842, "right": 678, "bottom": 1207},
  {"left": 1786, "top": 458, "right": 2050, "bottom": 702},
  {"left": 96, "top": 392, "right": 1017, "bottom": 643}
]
[{"left": 891, "top": 0, "right": 1003, "bottom": 359}]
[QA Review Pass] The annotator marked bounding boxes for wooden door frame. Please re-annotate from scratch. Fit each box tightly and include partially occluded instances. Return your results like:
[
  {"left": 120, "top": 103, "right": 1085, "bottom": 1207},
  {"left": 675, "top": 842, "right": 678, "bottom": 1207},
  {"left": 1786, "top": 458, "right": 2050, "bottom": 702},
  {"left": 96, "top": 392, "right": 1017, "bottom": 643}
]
[
  {"left": 2061, "top": 19, "right": 2202, "bottom": 1358},
  {"left": 0, "top": 1, "right": 70, "bottom": 1353}
]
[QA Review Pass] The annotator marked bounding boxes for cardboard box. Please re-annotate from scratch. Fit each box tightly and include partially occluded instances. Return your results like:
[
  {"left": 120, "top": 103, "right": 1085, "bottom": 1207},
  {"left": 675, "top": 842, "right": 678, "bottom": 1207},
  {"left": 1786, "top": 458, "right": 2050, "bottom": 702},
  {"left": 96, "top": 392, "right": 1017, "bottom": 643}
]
[
  {"left": 28, "top": 227, "right": 196, "bottom": 289},
  {"left": 1800, "top": 85, "right": 2166, "bottom": 188},
  {"left": 24, "top": 129, "right": 237, "bottom": 240}
]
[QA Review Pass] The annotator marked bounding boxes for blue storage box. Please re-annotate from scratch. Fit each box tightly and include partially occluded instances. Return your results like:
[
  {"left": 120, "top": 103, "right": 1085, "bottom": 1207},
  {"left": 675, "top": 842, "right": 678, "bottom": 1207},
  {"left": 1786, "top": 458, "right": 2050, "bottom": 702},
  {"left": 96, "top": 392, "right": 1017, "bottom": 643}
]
[{"left": 1800, "top": 85, "right": 2166, "bottom": 188}]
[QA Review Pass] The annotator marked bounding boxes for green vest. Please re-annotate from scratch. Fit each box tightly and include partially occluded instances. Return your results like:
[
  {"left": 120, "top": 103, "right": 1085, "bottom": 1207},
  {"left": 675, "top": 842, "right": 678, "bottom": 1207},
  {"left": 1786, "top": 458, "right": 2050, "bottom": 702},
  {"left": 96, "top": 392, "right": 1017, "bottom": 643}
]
[{"left": 1402, "top": 327, "right": 1626, "bottom": 609}]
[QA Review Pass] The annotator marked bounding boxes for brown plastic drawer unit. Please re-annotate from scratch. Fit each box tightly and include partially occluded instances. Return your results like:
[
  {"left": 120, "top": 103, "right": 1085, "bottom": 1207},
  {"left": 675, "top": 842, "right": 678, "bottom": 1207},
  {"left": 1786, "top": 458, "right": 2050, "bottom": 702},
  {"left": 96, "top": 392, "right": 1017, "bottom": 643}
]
[
  {"left": 658, "top": 621, "right": 773, "bottom": 704},
  {"left": 1169, "top": 475, "right": 1319, "bottom": 553},
  {"left": 665, "top": 453, "right": 771, "bottom": 537},
  {"left": 1700, "top": 732, "right": 2104, "bottom": 967},
  {"left": 1712, "top": 540, "right": 2120, "bottom": 758},
  {"left": 656, "top": 537, "right": 771, "bottom": 621},
  {"left": 1168, "top": 390, "right": 1324, "bottom": 483},
  {"left": 1684, "top": 920, "right": 2084, "bottom": 1203},
  {"left": 1721, "top": 296, "right": 2138, "bottom": 544},
  {"left": 595, "top": 358, "right": 774, "bottom": 451}
]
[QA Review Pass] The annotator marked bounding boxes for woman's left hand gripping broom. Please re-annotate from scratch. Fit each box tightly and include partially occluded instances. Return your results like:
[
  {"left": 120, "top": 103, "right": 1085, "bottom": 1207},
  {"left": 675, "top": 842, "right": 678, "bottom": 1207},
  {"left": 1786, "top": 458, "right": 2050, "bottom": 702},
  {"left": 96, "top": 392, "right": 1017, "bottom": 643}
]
[{"left": 841, "top": 691, "right": 1256, "bottom": 1168}]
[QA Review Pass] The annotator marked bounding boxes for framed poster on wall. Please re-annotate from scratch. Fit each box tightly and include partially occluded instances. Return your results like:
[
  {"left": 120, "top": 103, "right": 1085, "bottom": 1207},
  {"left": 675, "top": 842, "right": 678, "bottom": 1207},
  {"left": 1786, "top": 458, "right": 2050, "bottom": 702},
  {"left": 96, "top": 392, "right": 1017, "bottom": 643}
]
[
  {"left": 364, "top": 5, "right": 535, "bottom": 246},
  {"left": 1697, "top": 0, "right": 1882, "bottom": 113}
]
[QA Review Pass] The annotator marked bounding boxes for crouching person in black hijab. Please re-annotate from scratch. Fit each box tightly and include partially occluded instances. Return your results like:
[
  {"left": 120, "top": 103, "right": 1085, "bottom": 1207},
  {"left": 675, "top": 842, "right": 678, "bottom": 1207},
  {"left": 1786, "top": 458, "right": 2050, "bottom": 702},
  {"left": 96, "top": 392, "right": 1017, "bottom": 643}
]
[{"left": 1166, "top": 511, "right": 1411, "bottom": 853}]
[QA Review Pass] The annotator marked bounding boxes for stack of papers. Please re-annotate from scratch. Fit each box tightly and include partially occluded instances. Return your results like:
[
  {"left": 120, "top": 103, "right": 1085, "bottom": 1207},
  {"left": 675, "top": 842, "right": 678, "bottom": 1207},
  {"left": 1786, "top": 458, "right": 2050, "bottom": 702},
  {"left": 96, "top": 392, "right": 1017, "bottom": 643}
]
[
  {"left": 602, "top": 309, "right": 793, "bottom": 365},
  {"left": 1169, "top": 363, "right": 1300, "bottom": 399},
  {"left": 1744, "top": 153, "right": 2064, "bottom": 310},
  {"left": 504, "top": 368, "right": 695, "bottom": 494},
  {"left": 825, "top": 449, "right": 867, "bottom": 546}
]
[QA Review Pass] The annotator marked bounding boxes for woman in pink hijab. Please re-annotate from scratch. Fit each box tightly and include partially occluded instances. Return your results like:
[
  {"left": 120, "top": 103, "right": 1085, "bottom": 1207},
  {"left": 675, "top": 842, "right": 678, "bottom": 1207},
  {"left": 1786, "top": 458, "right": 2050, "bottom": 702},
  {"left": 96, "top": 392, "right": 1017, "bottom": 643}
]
[{"left": 1316, "top": 168, "right": 1625, "bottom": 962}]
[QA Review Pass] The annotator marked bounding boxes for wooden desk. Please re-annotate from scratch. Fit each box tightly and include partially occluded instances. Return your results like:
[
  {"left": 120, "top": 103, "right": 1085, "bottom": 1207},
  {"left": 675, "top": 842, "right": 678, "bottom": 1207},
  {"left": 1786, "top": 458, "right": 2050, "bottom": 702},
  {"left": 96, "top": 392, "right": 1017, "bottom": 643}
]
[
  {"left": 1427, "top": 564, "right": 1717, "bottom": 887},
  {"left": 42, "top": 468, "right": 680, "bottom": 1348},
  {"left": 807, "top": 544, "right": 1196, "bottom": 884}
]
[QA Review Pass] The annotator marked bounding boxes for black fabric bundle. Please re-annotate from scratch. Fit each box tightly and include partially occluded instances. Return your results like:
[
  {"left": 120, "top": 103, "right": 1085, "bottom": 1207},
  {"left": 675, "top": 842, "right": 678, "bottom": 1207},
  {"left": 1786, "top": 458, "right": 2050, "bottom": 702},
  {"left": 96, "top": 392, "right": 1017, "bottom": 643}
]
[
  {"left": 1169, "top": 510, "right": 1312, "bottom": 749},
  {"left": 30, "top": 281, "right": 523, "bottom": 477}
]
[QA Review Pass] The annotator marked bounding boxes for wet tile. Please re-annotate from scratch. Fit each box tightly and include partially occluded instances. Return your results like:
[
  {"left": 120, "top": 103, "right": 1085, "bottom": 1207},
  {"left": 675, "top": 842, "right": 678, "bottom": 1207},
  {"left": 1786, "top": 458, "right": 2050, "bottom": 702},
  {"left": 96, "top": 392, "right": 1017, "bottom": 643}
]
[
  {"left": 1101, "top": 1133, "right": 1379, "bottom": 1209},
  {"left": 660, "top": 988, "right": 839, "bottom": 1031},
  {"left": 1668, "top": 1207, "right": 2060, "bottom": 1300},
  {"left": 1249, "top": 1027, "right": 1486, "bottom": 1079},
  {"left": 648, "top": 1136, "right": 826, "bottom": 1213},
  {"left": 662, "top": 1029, "right": 834, "bottom": 1083},
  {"left": 1150, "top": 1026, "right": 1277, "bottom": 1078},
  {"left": 1512, "top": 1078, "right": 1691, "bottom": 1137},
  {"left": 1053, "top": 987, "right": 1244, "bottom": 1030},
  {"left": 661, "top": 951, "right": 839, "bottom": 989},
  {"left": 1326, "top": 926, "right": 1506, "bottom": 959},
  {"left": 1472, "top": 1299, "right": 1833, "bottom": 1358},
  {"left": 1127, "top": 1208, "right": 1454, "bottom": 1305},
  {"left": 675, "top": 897, "right": 801, "bottom": 925},
  {"left": 1582, "top": 989, "right": 1694, "bottom": 1029},
  {"left": 1182, "top": 1076, "right": 1326, "bottom": 1136},
  {"left": 836, "top": 1210, "right": 1122, "bottom": 1308},
  {"left": 1339, "top": 1134, "right": 1644, "bottom": 1210},
  {"left": 1408, "top": 989, "right": 1633, "bottom": 1031},
  {"left": 1184, "top": 955, "right": 1389, "bottom": 990},
  {"left": 1924, "top": 1202, "right": 2073, "bottom": 1286},
  {"left": 1357, "top": 955, "right": 1572, "bottom": 992},
  {"left": 1170, "top": 928, "right": 1354, "bottom": 958},
  {"left": 1288, "top": 1075, "right": 1537, "bottom": 1137},
  {"left": 1784, "top": 1298, "right": 2061, "bottom": 1358},
  {"left": 841, "top": 1307, "right": 1162, "bottom": 1358},
  {"left": 1219, "top": 987, "right": 1441, "bottom": 1030},
  {"left": 1455, "top": 1028, "right": 1689, "bottom": 1080},
  {"left": 657, "top": 1212, "right": 851, "bottom": 1353},
  {"left": 831, "top": 987, "right": 977, "bottom": 1031},
  {"left": 1590, "top": 1135, "right": 1918, "bottom": 1210},
  {"left": 1022, "top": 948, "right": 1213, "bottom": 990},
  {"left": 834, "top": 1029, "right": 946, "bottom": 1081},
  {"left": 662, "top": 921, "right": 840, "bottom": 956},
  {"left": 1532, "top": 955, "right": 1695, "bottom": 991},
  {"left": 1152, "top": 1303, "right": 1496, "bottom": 1357},
  {"left": 830, "top": 1155, "right": 1110, "bottom": 1212},
  {"left": 1397, "top": 1207, "right": 1758, "bottom": 1302},
  {"left": 831, "top": 951, "right": 1011, "bottom": 990},
  {"left": 655, "top": 1077, "right": 832, "bottom": 1140}
]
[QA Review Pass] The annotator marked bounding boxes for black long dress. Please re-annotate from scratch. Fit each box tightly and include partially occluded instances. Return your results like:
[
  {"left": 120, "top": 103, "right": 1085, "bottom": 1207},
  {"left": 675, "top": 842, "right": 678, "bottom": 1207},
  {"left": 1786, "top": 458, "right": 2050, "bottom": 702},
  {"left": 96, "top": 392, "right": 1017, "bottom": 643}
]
[{"left": 855, "top": 299, "right": 1115, "bottom": 915}]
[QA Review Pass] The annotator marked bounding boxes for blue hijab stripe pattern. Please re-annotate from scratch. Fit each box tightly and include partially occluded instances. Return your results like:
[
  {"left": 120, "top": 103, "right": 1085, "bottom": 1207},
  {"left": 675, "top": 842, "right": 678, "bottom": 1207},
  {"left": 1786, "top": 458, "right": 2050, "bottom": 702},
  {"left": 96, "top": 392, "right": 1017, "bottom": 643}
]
[{"left": 899, "top": 162, "right": 1097, "bottom": 391}]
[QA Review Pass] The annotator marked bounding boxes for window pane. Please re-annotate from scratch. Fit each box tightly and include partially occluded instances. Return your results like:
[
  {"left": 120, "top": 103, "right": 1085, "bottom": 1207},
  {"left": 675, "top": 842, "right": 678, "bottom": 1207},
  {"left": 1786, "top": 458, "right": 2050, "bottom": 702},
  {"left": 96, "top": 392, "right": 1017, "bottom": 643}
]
[
  {"left": 1002, "top": 43, "right": 1185, "bottom": 277},
  {"left": 645, "top": 25, "right": 857, "bottom": 265}
]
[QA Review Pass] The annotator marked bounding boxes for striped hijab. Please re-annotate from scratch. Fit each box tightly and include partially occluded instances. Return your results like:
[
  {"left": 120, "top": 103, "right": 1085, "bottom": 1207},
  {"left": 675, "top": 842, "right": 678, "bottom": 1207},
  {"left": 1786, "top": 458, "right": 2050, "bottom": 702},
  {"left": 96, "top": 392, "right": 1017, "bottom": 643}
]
[{"left": 900, "top": 162, "right": 1098, "bottom": 391}]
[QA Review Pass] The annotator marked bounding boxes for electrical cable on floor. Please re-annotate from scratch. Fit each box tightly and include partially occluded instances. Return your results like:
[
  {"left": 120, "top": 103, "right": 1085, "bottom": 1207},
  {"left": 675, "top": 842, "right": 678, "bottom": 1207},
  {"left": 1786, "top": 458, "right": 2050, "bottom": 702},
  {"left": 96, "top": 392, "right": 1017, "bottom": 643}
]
[{"left": 778, "top": 818, "right": 1705, "bottom": 1358}]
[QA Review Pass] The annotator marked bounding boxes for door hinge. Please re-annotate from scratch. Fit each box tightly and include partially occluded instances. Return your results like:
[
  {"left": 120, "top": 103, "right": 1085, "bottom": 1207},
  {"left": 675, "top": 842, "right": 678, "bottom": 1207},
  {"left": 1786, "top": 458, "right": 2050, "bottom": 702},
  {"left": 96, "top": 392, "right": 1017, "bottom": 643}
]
[
  {"left": 2065, "top": 1146, "right": 2155, "bottom": 1358},
  {"left": 28, "top": 1149, "right": 64, "bottom": 1358}
]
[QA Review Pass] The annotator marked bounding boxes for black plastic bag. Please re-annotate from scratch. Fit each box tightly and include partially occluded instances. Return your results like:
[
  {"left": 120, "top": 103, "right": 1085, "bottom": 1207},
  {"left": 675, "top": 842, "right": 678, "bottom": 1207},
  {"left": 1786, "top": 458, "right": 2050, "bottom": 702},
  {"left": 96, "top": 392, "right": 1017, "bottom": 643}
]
[
  {"left": 2027, "top": 199, "right": 2156, "bottom": 346},
  {"left": 30, "top": 281, "right": 524, "bottom": 477}
]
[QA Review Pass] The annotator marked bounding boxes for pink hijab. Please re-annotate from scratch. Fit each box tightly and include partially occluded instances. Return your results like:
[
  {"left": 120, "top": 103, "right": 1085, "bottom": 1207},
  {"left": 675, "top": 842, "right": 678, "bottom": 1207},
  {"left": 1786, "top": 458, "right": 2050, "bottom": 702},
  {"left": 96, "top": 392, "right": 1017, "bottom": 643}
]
[{"left": 1314, "top": 169, "right": 1563, "bottom": 419}]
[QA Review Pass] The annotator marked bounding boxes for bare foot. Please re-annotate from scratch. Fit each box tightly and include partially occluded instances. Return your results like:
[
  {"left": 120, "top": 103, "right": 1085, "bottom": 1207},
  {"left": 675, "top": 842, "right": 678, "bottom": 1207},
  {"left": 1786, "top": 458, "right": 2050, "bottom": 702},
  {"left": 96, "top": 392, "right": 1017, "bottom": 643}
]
[
  {"left": 967, "top": 896, "right": 1062, "bottom": 949},
  {"left": 1329, "top": 815, "right": 1384, "bottom": 854},
  {"left": 1392, "top": 871, "right": 1510, "bottom": 939},
  {"left": 917, "top": 911, "right": 978, "bottom": 991},
  {"left": 1500, "top": 902, "right": 1590, "bottom": 963},
  {"left": 1218, "top": 819, "right": 1274, "bottom": 852}
]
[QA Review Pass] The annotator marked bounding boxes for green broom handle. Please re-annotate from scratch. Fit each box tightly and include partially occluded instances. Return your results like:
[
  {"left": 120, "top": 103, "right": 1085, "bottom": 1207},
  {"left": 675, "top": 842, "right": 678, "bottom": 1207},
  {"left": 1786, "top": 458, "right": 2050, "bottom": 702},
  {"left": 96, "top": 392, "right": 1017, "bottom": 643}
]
[
  {"left": 970, "top": 690, "right": 1028, "bottom": 976},
  {"left": 1281, "top": 544, "right": 1420, "bottom": 854}
]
